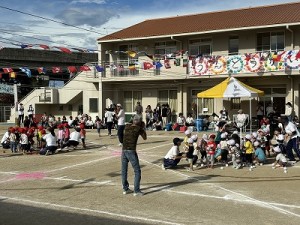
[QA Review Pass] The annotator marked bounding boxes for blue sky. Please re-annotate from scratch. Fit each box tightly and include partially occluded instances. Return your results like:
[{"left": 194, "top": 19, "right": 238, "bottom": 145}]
[{"left": 0, "top": 0, "right": 298, "bottom": 50}]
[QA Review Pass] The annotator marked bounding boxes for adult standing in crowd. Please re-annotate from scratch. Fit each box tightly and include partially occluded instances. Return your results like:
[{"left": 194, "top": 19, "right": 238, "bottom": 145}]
[
  {"left": 161, "top": 104, "right": 168, "bottom": 127},
  {"left": 116, "top": 103, "right": 125, "bottom": 146},
  {"left": 105, "top": 108, "right": 115, "bottom": 136},
  {"left": 145, "top": 105, "right": 153, "bottom": 130},
  {"left": 121, "top": 114, "right": 147, "bottom": 196},
  {"left": 135, "top": 102, "right": 143, "bottom": 116},
  {"left": 27, "top": 104, "right": 34, "bottom": 123},
  {"left": 18, "top": 103, "right": 24, "bottom": 125}
]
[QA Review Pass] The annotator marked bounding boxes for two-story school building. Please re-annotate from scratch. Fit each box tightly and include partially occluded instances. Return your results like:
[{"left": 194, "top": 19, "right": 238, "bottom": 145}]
[{"left": 10, "top": 2, "right": 300, "bottom": 124}]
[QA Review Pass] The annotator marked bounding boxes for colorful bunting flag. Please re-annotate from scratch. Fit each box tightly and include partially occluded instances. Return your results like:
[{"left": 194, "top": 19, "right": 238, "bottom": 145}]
[
  {"left": 52, "top": 67, "right": 62, "bottom": 74},
  {"left": 95, "top": 65, "right": 104, "bottom": 72},
  {"left": 39, "top": 44, "right": 50, "bottom": 50},
  {"left": 9, "top": 72, "right": 16, "bottom": 79},
  {"left": 80, "top": 66, "right": 91, "bottom": 71},
  {"left": 37, "top": 67, "right": 47, "bottom": 74},
  {"left": 153, "top": 61, "right": 163, "bottom": 68},
  {"left": 72, "top": 48, "right": 88, "bottom": 53},
  {"left": 2, "top": 68, "right": 13, "bottom": 73},
  {"left": 54, "top": 46, "right": 72, "bottom": 54},
  {"left": 164, "top": 59, "right": 171, "bottom": 69},
  {"left": 67, "top": 66, "right": 77, "bottom": 73},
  {"left": 143, "top": 62, "right": 153, "bottom": 70},
  {"left": 21, "top": 44, "right": 33, "bottom": 49},
  {"left": 126, "top": 51, "right": 137, "bottom": 58},
  {"left": 20, "top": 67, "right": 32, "bottom": 77}
]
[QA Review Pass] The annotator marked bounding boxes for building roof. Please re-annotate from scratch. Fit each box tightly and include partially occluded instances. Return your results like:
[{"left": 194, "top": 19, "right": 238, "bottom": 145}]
[{"left": 98, "top": 2, "right": 300, "bottom": 42}]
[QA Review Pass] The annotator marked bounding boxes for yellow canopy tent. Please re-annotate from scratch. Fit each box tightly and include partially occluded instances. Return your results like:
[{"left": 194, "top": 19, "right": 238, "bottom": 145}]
[{"left": 197, "top": 77, "right": 264, "bottom": 132}]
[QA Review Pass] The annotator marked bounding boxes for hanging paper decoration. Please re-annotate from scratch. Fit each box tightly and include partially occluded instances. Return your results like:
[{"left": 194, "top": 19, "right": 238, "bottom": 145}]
[
  {"left": 264, "top": 53, "right": 283, "bottom": 71},
  {"left": 20, "top": 67, "right": 32, "bottom": 77},
  {"left": 2, "top": 68, "right": 13, "bottom": 73},
  {"left": 284, "top": 50, "right": 300, "bottom": 70},
  {"left": 9, "top": 72, "right": 16, "bottom": 79},
  {"left": 95, "top": 65, "right": 104, "bottom": 72},
  {"left": 245, "top": 54, "right": 263, "bottom": 72},
  {"left": 54, "top": 46, "right": 72, "bottom": 54},
  {"left": 52, "top": 67, "right": 62, "bottom": 73},
  {"left": 227, "top": 56, "right": 244, "bottom": 74},
  {"left": 80, "top": 66, "right": 91, "bottom": 71},
  {"left": 67, "top": 66, "right": 77, "bottom": 73},
  {"left": 72, "top": 48, "right": 88, "bottom": 53},
  {"left": 37, "top": 67, "right": 47, "bottom": 74},
  {"left": 194, "top": 58, "right": 209, "bottom": 76},
  {"left": 153, "top": 61, "right": 163, "bottom": 68},
  {"left": 210, "top": 56, "right": 226, "bottom": 74},
  {"left": 21, "top": 44, "right": 33, "bottom": 49}
]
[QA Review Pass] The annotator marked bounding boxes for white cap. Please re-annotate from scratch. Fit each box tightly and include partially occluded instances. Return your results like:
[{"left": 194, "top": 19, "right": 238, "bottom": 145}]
[
  {"left": 233, "top": 130, "right": 239, "bottom": 134},
  {"left": 188, "top": 138, "right": 194, "bottom": 144},
  {"left": 253, "top": 141, "right": 260, "bottom": 147},
  {"left": 202, "top": 134, "right": 208, "bottom": 140},
  {"left": 273, "top": 146, "right": 281, "bottom": 153},
  {"left": 220, "top": 133, "right": 227, "bottom": 139},
  {"left": 117, "top": 103, "right": 122, "bottom": 107},
  {"left": 252, "top": 132, "right": 258, "bottom": 138},
  {"left": 277, "top": 134, "right": 284, "bottom": 141},
  {"left": 191, "top": 134, "right": 198, "bottom": 141},
  {"left": 227, "top": 139, "right": 235, "bottom": 146},
  {"left": 185, "top": 129, "right": 192, "bottom": 135},
  {"left": 245, "top": 134, "right": 251, "bottom": 140}
]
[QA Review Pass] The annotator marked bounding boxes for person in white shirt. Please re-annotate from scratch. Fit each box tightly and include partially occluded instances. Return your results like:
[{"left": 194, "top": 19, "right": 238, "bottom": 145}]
[
  {"left": 284, "top": 121, "right": 300, "bottom": 162},
  {"left": 1, "top": 128, "right": 10, "bottom": 149},
  {"left": 18, "top": 103, "right": 25, "bottom": 124},
  {"left": 116, "top": 104, "right": 125, "bottom": 146},
  {"left": 62, "top": 127, "right": 81, "bottom": 150},
  {"left": 41, "top": 127, "right": 58, "bottom": 155},
  {"left": 105, "top": 108, "right": 115, "bottom": 136},
  {"left": 235, "top": 109, "right": 247, "bottom": 129},
  {"left": 185, "top": 113, "right": 195, "bottom": 126},
  {"left": 162, "top": 138, "right": 185, "bottom": 170},
  {"left": 27, "top": 104, "right": 34, "bottom": 122}
]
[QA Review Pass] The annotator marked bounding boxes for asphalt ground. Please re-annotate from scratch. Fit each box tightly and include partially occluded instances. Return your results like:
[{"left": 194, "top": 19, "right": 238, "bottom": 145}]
[{"left": 0, "top": 125, "right": 300, "bottom": 225}]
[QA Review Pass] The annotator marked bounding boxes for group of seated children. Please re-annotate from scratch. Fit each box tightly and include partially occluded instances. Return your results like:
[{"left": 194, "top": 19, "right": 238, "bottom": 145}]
[
  {"left": 162, "top": 129, "right": 289, "bottom": 173},
  {"left": 1, "top": 123, "right": 87, "bottom": 156}
]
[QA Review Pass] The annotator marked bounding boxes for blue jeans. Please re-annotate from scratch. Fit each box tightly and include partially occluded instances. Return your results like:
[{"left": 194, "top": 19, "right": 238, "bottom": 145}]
[
  {"left": 121, "top": 150, "right": 141, "bottom": 193},
  {"left": 117, "top": 125, "right": 125, "bottom": 144}
]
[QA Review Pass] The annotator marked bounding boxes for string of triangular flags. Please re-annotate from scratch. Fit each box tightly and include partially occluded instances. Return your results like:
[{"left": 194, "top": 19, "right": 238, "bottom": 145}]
[
  {"left": 8, "top": 43, "right": 98, "bottom": 53},
  {"left": 0, "top": 65, "right": 105, "bottom": 79}
]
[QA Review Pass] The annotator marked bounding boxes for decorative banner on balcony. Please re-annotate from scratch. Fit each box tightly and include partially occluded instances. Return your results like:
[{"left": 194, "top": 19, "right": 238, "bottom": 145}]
[
  {"left": 189, "top": 50, "right": 300, "bottom": 76},
  {"left": 0, "top": 83, "right": 14, "bottom": 94}
]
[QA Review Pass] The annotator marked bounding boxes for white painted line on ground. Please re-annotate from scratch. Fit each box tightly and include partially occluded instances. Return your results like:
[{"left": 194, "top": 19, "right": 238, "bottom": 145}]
[
  {"left": 45, "top": 177, "right": 113, "bottom": 186},
  {"left": 0, "top": 195, "right": 184, "bottom": 225}
]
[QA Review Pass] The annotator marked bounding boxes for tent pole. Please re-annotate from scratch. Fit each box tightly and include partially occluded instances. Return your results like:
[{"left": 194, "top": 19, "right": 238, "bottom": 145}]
[{"left": 197, "top": 98, "right": 199, "bottom": 119}]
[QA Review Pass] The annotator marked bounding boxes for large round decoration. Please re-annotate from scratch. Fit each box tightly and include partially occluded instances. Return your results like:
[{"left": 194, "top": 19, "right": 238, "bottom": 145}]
[
  {"left": 264, "top": 57, "right": 283, "bottom": 71},
  {"left": 284, "top": 50, "right": 300, "bottom": 70},
  {"left": 210, "top": 56, "right": 226, "bottom": 74},
  {"left": 245, "top": 54, "right": 262, "bottom": 72},
  {"left": 227, "top": 56, "right": 244, "bottom": 74},
  {"left": 194, "top": 58, "right": 209, "bottom": 75}
]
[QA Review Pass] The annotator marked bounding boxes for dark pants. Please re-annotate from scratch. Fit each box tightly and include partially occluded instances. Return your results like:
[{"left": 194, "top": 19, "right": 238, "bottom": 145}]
[
  {"left": 107, "top": 122, "right": 113, "bottom": 135},
  {"left": 163, "top": 153, "right": 183, "bottom": 168},
  {"left": 117, "top": 125, "right": 125, "bottom": 144},
  {"left": 286, "top": 138, "right": 300, "bottom": 161},
  {"left": 19, "top": 114, "right": 24, "bottom": 124},
  {"left": 121, "top": 150, "right": 141, "bottom": 193}
]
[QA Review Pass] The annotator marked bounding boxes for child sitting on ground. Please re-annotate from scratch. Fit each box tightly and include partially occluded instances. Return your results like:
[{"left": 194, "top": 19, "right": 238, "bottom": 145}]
[
  {"left": 253, "top": 141, "right": 266, "bottom": 166},
  {"left": 272, "top": 146, "right": 288, "bottom": 173}
]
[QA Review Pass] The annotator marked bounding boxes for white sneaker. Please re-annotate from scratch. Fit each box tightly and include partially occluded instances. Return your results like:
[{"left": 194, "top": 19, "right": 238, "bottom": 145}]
[
  {"left": 200, "top": 163, "right": 204, "bottom": 168},
  {"left": 193, "top": 164, "right": 198, "bottom": 168},
  {"left": 225, "top": 164, "right": 229, "bottom": 167},
  {"left": 118, "top": 143, "right": 123, "bottom": 147},
  {"left": 45, "top": 150, "right": 50, "bottom": 156},
  {"left": 161, "top": 164, "right": 166, "bottom": 170}
]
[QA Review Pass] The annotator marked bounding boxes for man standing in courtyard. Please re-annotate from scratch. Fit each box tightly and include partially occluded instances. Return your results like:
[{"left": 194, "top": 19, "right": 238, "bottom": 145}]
[{"left": 121, "top": 114, "right": 147, "bottom": 196}]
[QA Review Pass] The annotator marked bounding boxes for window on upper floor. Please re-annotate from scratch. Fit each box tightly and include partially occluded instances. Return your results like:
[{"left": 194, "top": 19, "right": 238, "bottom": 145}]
[
  {"left": 189, "top": 38, "right": 212, "bottom": 57},
  {"left": 154, "top": 41, "right": 177, "bottom": 59},
  {"left": 228, "top": 36, "right": 239, "bottom": 55},
  {"left": 256, "top": 32, "right": 284, "bottom": 52}
]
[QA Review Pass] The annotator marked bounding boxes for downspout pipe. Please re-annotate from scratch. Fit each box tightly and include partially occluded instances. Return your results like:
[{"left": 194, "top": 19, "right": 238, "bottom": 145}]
[
  {"left": 286, "top": 25, "right": 294, "bottom": 50},
  {"left": 286, "top": 25, "right": 294, "bottom": 109}
]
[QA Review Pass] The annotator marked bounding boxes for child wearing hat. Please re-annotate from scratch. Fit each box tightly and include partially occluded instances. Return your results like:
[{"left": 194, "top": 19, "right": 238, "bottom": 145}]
[
  {"left": 162, "top": 138, "right": 185, "bottom": 170},
  {"left": 253, "top": 141, "right": 266, "bottom": 165},
  {"left": 9, "top": 128, "right": 17, "bottom": 153},
  {"left": 183, "top": 129, "right": 192, "bottom": 152},
  {"left": 206, "top": 134, "right": 216, "bottom": 168},
  {"left": 198, "top": 133, "right": 208, "bottom": 167},
  {"left": 244, "top": 134, "right": 255, "bottom": 170},
  {"left": 186, "top": 138, "right": 195, "bottom": 171},
  {"left": 272, "top": 146, "right": 288, "bottom": 173},
  {"left": 228, "top": 139, "right": 241, "bottom": 169}
]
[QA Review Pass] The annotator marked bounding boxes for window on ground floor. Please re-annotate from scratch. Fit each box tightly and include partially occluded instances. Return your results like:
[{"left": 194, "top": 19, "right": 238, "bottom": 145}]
[
  {"left": 124, "top": 91, "right": 142, "bottom": 113},
  {"left": 158, "top": 90, "right": 177, "bottom": 114},
  {"left": 191, "top": 90, "right": 214, "bottom": 116},
  {"left": 89, "top": 98, "right": 98, "bottom": 112}
]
